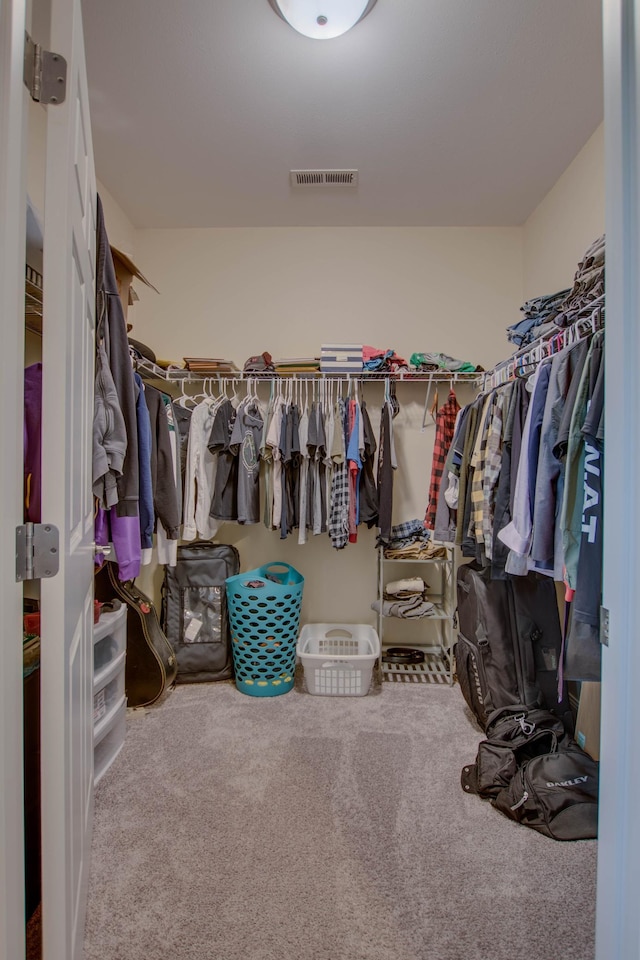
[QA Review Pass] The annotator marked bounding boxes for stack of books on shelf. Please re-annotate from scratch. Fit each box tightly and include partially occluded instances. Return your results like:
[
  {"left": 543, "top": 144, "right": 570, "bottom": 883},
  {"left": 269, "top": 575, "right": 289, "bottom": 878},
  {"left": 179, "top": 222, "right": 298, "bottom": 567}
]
[
  {"left": 183, "top": 357, "right": 239, "bottom": 374},
  {"left": 273, "top": 357, "right": 321, "bottom": 374}
]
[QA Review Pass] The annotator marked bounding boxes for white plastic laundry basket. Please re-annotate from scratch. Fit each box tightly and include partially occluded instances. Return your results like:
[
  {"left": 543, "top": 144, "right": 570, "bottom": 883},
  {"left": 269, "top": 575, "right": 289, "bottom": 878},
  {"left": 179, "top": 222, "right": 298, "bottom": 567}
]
[{"left": 297, "top": 623, "right": 380, "bottom": 697}]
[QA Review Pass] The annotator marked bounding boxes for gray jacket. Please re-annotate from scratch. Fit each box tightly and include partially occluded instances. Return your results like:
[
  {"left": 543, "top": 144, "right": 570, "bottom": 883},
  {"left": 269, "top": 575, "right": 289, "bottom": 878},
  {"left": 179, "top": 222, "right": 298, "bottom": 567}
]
[
  {"left": 96, "top": 195, "right": 139, "bottom": 516},
  {"left": 93, "top": 343, "right": 127, "bottom": 508}
]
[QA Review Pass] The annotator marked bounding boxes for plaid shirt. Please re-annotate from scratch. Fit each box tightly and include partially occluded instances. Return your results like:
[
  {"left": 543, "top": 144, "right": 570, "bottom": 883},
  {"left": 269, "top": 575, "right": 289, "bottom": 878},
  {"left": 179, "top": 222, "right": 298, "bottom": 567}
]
[
  {"left": 390, "top": 519, "right": 430, "bottom": 542},
  {"left": 329, "top": 461, "right": 350, "bottom": 549},
  {"left": 481, "top": 388, "right": 510, "bottom": 559},
  {"left": 425, "top": 389, "right": 460, "bottom": 529},
  {"left": 329, "top": 399, "right": 350, "bottom": 550},
  {"left": 469, "top": 394, "right": 494, "bottom": 546}
]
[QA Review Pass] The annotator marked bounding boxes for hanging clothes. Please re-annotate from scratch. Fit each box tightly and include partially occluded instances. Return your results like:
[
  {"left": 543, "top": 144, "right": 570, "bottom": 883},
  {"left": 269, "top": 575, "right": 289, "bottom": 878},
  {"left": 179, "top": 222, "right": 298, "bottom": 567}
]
[
  {"left": 182, "top": 398, "right": 220, "bottom": 540},
  {"left": 467, "top": 392, "right": 497, "bottom": 558},
  {"left": 307, "top": 401, "right": 327, "bottom": 536},
  {"left": 95, "top": 195, "right": 141, "bottom": 579},
  {"left": 144, "top": 383, "right": 181, "bottom": 565},
  {"left": 171, "top": 399, "right": 193, "bottom": 493},
  {"left": 24, "top": 363, "right": 43, "bottom": 523},
  {"left": 233, "top": 397, "right": 265, "bottom": 525},
  {"left": 208, "top": 397, "right": 239, "bottom": 523},
  {"left": 559, "top": 331, "right": 605, "bottom": 593},
  {"left": 480, "top": 387, "right": 510, "bottom": 561},
  {"left": 529, "top": 339, "right": 590, "bottom": 577},
  {"left": 265, "top": 394, "right": 285, "bottom": 531},
  {"left": 433, "top": 405, "right": 467, "bottom": 544},
  {"left": 159, "top": 394, "right": 182, "bottom": 566},
  {"left": 93, "top": 348, "right": 126, "bottom": 512},
  {"left": 358, "top": 400, "right": 379, "bottom": 528},
  {"left": 297, "top": 398, "right": 311, "bottom": 544},
  {"left": 377, "top": 387, "right": 398, "bottom": 544},
  {"left": 279, "top": 402, "right": 299, "bottom": 538},
  {"left": 328, "top": 397, "right": 349, "bottom": 550},
  {"left": 425, "top": 388, "right": 460, "bottom": 530},
  {"left": 346, "top": 398, "right": 362, "bottom": 543},
  {"left": 565, "top": 337, "right": 605, "bottom": 681},
  {"left": 490, "top": 378, "right": 530, "bottom": 577},
  {"left": 96, "top": 195, "right": 139, "bottom": 519},
  {"left": 497, "top": 363, "right": 551, "bottom": 575},
  {"left": 133, "top": 373, "right": 154, "bottom": 560}
]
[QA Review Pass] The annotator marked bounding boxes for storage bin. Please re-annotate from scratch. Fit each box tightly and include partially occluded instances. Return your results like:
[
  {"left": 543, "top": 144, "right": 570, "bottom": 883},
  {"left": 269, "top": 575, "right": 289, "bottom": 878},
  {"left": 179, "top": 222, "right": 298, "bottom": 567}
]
[
  {"left": 297, "top": 623, "right": 380, "bottom": 697},
  {"left": 93, "top": 604, "right": 127, "bottom": 674},
  {"left": 93, "top": 651, "right": 126, "bottom": 725},
  {"left": 94, "top": 699, "right": 126, "bottom": 786},
  {"left": 226, "top": 563, "right": 304, "bottom": 697}
]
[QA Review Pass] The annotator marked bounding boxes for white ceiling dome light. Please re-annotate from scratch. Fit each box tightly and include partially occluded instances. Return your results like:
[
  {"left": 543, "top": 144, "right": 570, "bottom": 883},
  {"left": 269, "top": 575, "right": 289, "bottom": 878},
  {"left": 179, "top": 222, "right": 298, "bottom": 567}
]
[{"left": 267, "top": 0, "right": 378, "bottom": 40}]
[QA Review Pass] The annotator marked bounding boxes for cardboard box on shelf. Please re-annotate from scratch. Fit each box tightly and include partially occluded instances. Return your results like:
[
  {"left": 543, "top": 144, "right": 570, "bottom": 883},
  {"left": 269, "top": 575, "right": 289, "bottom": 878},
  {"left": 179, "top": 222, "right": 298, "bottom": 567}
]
[
  {"left": 110, "top": 245, "right": 159, "bottom": 323},
  {"left": 575, "top": 681, "right": 601, "bottom": 761}
]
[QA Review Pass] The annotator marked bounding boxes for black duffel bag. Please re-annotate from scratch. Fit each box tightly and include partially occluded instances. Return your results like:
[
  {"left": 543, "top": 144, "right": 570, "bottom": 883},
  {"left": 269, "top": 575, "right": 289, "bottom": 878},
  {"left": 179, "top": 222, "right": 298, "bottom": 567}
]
[
  {"left": 493, "top": 740, "right": 599, "bottom": 841},
  {"left": 461, "top": 704, "right": 568, "bottom": 801}
]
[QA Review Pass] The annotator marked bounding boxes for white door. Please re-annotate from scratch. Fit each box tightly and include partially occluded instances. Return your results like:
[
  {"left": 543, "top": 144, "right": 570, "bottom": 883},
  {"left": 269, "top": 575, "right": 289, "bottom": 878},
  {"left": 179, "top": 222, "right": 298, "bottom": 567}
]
[
  {"left": 39, "top": 0, "right": 96, "bottom": 955},
  {"left": 597, "top": 2, "right": 640, "bottom": 957},
  {"left": 0, "top": 0, "right": 29, "bottom": 957}
]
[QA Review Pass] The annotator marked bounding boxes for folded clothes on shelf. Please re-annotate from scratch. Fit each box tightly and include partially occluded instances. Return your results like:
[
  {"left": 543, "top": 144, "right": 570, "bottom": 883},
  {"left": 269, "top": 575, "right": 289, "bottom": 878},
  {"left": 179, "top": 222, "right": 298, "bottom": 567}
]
[
  {"left": 409, "top": 352, "right": 479, "bottom": 373},
  {"left": 378, "top": 518, "right": 429, "bottom": 550},
  {"left": 384, "top": 577, "right": 427, "bottom": 597},
  {"left": 384, "top": 541, "right": 447, "bottom": 560},
  {"left": 363, "top": 345, "right": 408, "bottom": 373},
  {"left": 378, "top": 518, "right": 447, "bottom": 558},
  {"left": 371, "top": 594, "right": 436, "bottom": 619}
]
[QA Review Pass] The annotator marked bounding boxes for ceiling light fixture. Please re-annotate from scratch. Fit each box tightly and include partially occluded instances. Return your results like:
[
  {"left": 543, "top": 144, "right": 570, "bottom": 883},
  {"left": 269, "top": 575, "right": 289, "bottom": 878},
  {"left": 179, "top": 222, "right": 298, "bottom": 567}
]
[{"left": 267, "top": 0, "right": 378, "bottom": 40}]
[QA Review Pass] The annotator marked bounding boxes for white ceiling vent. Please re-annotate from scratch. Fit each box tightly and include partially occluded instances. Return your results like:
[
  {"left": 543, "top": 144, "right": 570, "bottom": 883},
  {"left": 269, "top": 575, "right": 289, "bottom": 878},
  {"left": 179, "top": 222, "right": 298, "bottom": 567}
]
[{"left": 290, "top": 169, "right": 359, "bottom": 188}]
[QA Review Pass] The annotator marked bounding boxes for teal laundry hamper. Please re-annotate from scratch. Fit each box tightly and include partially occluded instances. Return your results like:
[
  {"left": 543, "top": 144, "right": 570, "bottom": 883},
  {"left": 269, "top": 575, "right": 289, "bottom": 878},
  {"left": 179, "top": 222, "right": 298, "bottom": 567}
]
[{"left": 225, "top": 563, "right": 304, "bottom": 697}]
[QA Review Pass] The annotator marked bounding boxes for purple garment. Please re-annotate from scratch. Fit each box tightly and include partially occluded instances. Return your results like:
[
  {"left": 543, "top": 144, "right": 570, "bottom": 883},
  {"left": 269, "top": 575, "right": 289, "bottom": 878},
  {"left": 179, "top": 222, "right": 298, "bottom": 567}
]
[
  {"left": 95, "top": 505, "right": 142, "bottom": 581},
  {"left": 134, "top": 374, "right": 154, "bottom": 550},
  {"left": 24, "top": 363, "right": 43, "bottom": 523}
]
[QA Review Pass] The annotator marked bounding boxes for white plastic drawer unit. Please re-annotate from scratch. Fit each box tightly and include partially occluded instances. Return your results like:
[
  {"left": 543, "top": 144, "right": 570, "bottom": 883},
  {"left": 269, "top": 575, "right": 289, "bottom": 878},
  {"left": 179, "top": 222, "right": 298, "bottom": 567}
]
[
  {"left": 94, "top": 700, "right": 127, "bottom": 786},
  {"left": 93, "top": 604, "right": 127, "bottom": 787},
  {"left": 93, "top": 651, "right": 126, "bottom": 726},
  {"left": 93, "top": 604, "right": 127, "bottom": 674}
]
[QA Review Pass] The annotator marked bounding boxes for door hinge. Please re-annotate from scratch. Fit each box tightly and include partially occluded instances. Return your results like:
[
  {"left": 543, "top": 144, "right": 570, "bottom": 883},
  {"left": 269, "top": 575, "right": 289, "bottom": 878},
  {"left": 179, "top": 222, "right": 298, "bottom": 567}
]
[
  {"left": 23, "top": 32, "right": 67, "bottom": 105},
  {"left": 16, "top": 523, "right": 60, "bottom": 582},
  {"left": 600, "top": 606, "right": 610, "bottom": 647}
]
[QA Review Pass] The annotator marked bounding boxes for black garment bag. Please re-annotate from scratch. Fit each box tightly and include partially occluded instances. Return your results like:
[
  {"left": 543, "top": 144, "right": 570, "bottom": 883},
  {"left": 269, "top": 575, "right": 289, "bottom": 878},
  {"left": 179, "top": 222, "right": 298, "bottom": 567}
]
[
  {"left": 454, "top": 560, "right": 571, "bottom": 731},
  {"left": 162, "top": 541, "right": 239, "bottom": 683}
]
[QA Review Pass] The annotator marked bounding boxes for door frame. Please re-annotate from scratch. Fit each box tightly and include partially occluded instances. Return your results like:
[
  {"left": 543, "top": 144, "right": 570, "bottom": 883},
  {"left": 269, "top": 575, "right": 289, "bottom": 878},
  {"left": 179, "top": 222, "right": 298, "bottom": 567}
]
[
  {"left": 2, "top": 2, "right": 640, "bottom": 958},
  {"left": 0, "top": 0, "right": 28, "bottom": 957},
  {"left": 597, "top": 1, "right": 640, "bottom": 957}
]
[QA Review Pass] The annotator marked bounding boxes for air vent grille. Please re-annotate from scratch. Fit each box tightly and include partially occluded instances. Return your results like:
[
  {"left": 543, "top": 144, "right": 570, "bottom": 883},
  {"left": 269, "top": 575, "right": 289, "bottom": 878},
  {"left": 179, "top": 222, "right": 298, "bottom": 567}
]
[{"left": 290, "top": 169, "right": 359, "bottom": 188}]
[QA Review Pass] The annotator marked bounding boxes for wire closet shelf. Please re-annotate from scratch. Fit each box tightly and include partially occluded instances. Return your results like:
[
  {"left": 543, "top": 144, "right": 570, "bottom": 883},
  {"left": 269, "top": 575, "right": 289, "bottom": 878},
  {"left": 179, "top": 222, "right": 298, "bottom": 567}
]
[{"left": 133, "top": 357, "right": 482, "bottom": 386}]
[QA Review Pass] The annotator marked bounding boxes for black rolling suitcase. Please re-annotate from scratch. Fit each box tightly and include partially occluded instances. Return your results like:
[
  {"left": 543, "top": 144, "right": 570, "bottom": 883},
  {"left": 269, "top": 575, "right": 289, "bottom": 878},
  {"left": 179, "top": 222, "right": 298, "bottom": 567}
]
[
  {"left": 162, "top": 542, "right": 240, "bottom": 683},
  {"left": 454, "top": 560, "right": 570, "bottom": 730}
]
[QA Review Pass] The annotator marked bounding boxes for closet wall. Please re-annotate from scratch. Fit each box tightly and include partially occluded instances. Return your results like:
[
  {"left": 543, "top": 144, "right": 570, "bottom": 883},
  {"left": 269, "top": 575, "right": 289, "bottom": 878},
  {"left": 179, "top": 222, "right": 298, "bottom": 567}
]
[
  {"left": 97, "top": 180, "right": 136, "bottom": 256},
  {"left": 523, "top": 123, "right": 605, "bottom": 297},
  {"left": 127, "top": 227, "right": 521, "bottom": 622}
]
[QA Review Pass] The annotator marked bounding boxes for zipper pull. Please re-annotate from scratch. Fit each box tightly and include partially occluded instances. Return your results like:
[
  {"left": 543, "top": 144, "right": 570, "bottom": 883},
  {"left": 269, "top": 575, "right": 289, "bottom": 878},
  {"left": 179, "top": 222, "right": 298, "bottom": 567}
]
[{"left": 510, "top": 790, "right": 529, "bottom": 811}]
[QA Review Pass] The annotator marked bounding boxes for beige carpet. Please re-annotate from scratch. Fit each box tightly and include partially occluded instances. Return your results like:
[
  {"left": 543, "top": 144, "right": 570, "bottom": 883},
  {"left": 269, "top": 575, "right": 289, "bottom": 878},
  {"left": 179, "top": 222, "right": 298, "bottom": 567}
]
[{"left": 84, "top": 679, "right": 597, "bottom": 960}]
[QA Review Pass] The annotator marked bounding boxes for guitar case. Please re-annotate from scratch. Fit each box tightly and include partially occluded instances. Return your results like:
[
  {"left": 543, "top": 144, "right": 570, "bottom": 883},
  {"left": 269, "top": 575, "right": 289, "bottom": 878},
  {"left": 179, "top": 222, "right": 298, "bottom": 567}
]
[{"left": 95, "top": 562, "right": 177, "bottom": 708}]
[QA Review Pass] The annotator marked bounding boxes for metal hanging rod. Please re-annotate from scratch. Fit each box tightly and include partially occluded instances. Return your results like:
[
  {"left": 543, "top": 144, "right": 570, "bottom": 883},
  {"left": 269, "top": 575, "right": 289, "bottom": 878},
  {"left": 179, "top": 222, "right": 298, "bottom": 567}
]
[
  {"left": 480, "top": 306, "right": 604, "bottom": 393},
  {"left": 134, "top": 356, "right": 481, "bottom": 385}
]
